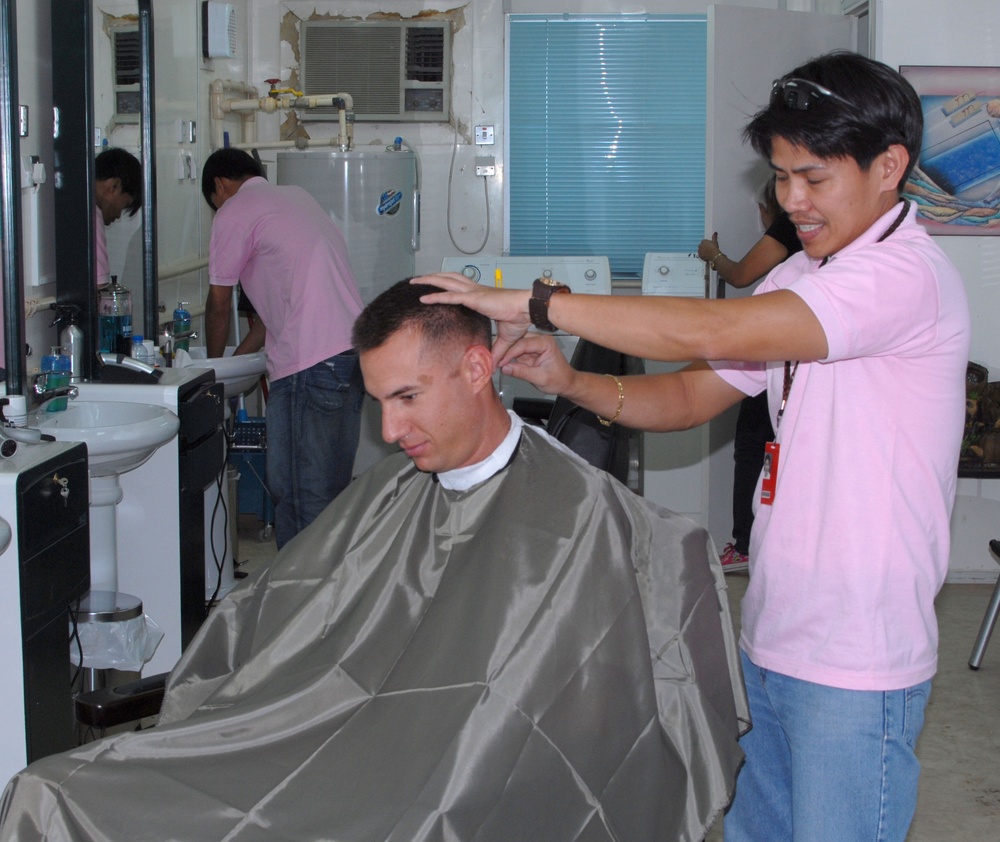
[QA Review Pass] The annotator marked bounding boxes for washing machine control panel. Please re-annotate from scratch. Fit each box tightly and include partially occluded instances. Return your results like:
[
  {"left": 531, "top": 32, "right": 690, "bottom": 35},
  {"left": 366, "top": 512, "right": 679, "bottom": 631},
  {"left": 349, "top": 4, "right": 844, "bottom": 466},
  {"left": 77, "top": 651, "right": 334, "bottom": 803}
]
[
  {"left": 640, "top": 252, "right": 708, "bottom": 298},
  {"left": 441, "top": 255, "right": 612, "bottom": 296}
]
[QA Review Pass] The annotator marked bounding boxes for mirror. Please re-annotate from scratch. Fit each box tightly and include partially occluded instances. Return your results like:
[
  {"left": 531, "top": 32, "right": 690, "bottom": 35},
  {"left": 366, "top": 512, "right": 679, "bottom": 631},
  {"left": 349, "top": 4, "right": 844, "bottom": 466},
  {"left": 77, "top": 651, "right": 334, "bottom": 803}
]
[{"left": 50, "top": 0, "right": 157, "bottom": 382}]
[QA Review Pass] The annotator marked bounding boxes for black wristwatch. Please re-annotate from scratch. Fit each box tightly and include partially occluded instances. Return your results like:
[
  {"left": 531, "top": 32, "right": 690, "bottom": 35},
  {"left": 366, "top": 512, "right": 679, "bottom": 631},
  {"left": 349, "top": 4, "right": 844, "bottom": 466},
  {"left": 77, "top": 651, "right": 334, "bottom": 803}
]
[{"left": 529, "top": 277, "right": 571, "bottom": 332}]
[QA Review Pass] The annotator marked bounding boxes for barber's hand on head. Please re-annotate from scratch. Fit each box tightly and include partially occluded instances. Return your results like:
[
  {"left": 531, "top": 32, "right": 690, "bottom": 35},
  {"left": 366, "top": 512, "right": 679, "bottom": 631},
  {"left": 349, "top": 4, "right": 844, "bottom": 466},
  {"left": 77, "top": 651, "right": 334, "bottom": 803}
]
[
  {"left": 497, "top": 334, "right": 576, "bottom": 397},
  {"left": 697, "top": 233, "right": 720, "bottom": 264},
  {"left": 413, "top": 273, "right": 533, "bottom": 364}
]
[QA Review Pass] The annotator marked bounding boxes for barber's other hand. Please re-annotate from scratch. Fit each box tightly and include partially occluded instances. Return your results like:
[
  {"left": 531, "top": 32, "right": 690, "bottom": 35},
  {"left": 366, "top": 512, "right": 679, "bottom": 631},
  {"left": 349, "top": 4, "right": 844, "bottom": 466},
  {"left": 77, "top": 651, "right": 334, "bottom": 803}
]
[
  {"left": 413, "top": 273, "right": 533, "bottom": 363},
  {"left": 497, "top": 334, "right": 576, "bottom": 397},
  {"left": 697, "top": 233, "right": 720, "bottom": 263}
]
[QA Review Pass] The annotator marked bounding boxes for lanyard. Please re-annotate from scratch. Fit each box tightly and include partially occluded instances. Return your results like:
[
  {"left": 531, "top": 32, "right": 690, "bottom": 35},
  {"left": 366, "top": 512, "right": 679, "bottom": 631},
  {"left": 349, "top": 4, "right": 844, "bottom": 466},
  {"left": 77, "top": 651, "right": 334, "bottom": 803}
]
[
  {"left": 775, "top": 361, "right": 799, "bottom": 429},
  {"left": 776, "top": 200, "right": 910, "bottom": 428}
]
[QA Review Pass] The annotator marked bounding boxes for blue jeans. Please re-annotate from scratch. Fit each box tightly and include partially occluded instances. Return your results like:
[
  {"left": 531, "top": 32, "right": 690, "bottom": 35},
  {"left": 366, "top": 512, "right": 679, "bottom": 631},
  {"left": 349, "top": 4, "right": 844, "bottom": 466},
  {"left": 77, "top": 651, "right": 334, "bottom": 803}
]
[
  {"left": 725, "top": 650, "right": 930, "bottom": 842},
  {"left": 266, "top": 352, "right": 364, "bottom": 549}
]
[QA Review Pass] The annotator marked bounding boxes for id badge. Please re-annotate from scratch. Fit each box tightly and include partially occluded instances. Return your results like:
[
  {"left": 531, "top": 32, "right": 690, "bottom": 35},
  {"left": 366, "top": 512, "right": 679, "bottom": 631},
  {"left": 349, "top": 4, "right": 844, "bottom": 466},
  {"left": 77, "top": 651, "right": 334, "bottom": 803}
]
[{"left": 760, "top": 441, "right": 780, "bottom": 506}]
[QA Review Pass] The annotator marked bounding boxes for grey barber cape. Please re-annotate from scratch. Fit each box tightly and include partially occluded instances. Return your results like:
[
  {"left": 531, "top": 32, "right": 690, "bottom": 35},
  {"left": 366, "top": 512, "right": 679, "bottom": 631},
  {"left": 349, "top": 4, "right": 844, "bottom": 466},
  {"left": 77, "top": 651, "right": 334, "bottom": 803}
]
[{"left": 1, "top": 421, "right": 748, "bottom": 841}]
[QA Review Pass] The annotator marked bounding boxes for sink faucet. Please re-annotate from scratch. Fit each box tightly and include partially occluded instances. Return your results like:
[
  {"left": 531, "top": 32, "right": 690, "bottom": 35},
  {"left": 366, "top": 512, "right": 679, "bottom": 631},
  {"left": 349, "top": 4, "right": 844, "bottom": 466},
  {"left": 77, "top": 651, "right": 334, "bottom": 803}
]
[
  {"left": 95, "top": 352, "right": 164, "bottom": 383},
  {"left": 32, "top": 374, "right": 79, "bottom": 410},
  {"left": 159, "top": 328, "right": 199, "bottom": 367}
]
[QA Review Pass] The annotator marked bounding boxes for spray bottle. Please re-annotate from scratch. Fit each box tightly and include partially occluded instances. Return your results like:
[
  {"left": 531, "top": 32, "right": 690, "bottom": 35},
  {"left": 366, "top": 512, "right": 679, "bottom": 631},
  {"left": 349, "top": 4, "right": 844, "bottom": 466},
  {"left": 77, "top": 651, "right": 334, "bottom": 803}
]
[
  {"left": 173, "top": 301, "right": 191, "bottom": 353},
  {"left": 53, "top": 304, "right": 84, "bottom": 383}
]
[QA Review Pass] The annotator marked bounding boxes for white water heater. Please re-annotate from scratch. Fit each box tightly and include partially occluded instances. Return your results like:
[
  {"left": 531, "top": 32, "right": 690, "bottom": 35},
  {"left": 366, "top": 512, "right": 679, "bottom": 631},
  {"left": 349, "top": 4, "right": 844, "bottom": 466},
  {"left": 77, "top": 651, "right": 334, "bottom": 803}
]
[{"left": 275, "top": 148, "right": 418, "bottom": 304}]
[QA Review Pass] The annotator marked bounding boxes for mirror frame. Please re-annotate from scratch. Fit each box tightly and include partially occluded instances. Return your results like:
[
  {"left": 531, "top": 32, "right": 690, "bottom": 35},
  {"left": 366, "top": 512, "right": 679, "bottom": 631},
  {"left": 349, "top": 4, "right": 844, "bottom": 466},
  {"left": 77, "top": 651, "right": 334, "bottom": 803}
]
[
  {"left": 1, "top": 0, "right": 25, "bottom": 393},
  {"left": 50, "top": 0, "right": 157, "bottom": 381},
  {"left": 139, "top": 0, "right": 158, "bottom": 342}
]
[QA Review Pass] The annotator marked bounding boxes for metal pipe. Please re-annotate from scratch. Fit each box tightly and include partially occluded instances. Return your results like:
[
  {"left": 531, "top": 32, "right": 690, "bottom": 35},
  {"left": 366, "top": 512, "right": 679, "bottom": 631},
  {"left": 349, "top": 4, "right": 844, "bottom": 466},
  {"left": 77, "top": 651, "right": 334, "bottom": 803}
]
[
  {"left": 158, "top": 257, "right": 208, "bottom": 282},
  {"left": 210, "top": 82, "right": 354, "bottom": 150}
]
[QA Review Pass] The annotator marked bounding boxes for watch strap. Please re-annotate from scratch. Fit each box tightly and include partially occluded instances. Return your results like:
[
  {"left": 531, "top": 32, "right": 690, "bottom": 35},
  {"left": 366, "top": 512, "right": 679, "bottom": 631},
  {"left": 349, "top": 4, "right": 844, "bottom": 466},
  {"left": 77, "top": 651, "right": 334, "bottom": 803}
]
[{"left": 529, "top": 278, "right": 570, "bottom": 332}]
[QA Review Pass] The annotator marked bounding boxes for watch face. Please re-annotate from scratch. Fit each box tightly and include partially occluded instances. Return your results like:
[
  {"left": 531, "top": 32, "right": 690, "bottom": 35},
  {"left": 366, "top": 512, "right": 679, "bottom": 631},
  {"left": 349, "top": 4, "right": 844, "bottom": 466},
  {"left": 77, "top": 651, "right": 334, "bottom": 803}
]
[{"left": 539, "top": 277, "right": 559, "bottom": 287}]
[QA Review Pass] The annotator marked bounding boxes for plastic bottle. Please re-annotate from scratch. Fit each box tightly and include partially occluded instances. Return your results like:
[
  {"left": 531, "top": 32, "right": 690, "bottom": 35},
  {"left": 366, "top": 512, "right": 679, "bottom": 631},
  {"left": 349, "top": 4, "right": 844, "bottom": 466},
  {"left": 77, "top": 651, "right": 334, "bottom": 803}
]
[
  {"left": 131, "top": 334, "right": 148, "bottom": 364},
  {"left": 98, "top": 275, "right": 133, "bottom": 355},
  {"left": 57, "top": 306, "right": 84, "bottom": 383},
  {"left": 173, "top": 302, "right": 191, "bottom": 353},
  {"left": 41, "top": 346, "right": 72, "bottom": 412}
]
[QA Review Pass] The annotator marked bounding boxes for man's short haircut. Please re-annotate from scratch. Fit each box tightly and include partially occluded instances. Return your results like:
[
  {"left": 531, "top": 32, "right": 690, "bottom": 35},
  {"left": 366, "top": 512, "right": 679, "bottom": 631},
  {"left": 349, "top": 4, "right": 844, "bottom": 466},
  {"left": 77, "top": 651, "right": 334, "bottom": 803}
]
[
  {"left": 201, "top": 148, "right": 264, "bottom": 210},
  {"left": 353, "top": 279, "right": 492, "bottom": 354},
  {"left": 95, "top": 148, "right": 142, "bottom": 217},
  {"left": 744, "top": 51, "right": 923, "bottom": 185}
]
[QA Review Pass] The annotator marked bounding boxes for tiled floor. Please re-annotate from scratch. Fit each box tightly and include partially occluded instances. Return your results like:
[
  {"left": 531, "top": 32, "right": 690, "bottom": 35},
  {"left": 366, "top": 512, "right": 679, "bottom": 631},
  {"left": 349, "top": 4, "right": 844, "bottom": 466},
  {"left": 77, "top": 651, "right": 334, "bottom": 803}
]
[{"left": 705, "top": 572, "right": 1000, "bottom": 840}]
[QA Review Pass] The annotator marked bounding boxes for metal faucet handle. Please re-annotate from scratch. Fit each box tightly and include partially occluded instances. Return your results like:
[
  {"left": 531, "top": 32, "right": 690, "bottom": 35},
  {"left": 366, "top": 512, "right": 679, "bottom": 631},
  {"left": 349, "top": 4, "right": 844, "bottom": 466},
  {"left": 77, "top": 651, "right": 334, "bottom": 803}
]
[
  {"left": 33, "top": 385, "right": 79, "bottom": 410},
  {"left": 32, "top": 372, "right": 59, "bottom": 395}
]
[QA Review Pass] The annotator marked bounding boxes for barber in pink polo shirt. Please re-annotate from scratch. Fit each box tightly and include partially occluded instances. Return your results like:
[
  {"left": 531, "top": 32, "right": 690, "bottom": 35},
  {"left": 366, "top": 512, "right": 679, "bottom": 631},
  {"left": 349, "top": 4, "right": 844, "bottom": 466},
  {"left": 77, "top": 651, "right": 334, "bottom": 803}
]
[{"left": 202, "top": 148, "right": 364, "bottom": 548}]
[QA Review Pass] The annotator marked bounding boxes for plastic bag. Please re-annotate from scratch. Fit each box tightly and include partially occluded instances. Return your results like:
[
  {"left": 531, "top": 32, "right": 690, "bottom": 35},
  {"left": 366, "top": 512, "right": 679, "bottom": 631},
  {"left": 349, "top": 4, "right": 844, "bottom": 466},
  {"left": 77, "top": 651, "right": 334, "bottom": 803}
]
[{"left": 70, "top": 613, "right": 164, "bottom": 671}]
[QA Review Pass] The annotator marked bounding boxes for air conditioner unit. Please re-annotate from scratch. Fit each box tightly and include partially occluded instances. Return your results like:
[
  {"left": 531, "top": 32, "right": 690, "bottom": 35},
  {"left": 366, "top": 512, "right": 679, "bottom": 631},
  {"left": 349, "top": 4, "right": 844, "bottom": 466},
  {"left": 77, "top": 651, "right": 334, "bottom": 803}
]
[
  {"left": 111, "top": 25, "right": 140, "bottom": 125},
  {"left": 299, "top": 20, "right": 451, "bottom": 122}
]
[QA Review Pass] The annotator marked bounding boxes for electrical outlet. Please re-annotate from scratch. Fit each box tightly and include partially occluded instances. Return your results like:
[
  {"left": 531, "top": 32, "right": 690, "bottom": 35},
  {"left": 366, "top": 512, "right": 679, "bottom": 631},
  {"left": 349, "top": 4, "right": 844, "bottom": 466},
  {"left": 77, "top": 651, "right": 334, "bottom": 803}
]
[
  {"left": 475, "top": 156, "right": 496, "bottom": 177},
  {"left": 475, "top": 125, "right": 495, "bottom": 145}
]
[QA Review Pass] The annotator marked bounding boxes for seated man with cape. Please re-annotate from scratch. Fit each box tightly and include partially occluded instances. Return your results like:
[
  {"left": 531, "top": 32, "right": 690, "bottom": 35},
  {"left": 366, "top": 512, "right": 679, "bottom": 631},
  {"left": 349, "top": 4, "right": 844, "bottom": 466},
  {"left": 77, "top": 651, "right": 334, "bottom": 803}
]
[{"left": 0, "top": 281, "right": 748, "bottom": 842}]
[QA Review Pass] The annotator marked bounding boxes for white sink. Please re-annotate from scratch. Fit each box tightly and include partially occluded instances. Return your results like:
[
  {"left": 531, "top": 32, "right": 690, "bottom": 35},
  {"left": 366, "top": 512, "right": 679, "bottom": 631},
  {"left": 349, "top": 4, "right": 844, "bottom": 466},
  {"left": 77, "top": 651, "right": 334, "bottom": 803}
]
[
  {"left": 187, "top": 346, "right": 267, "bottom": 399},
  {"left": 31, "top": 401, "right": 180, "bottom": 477}
]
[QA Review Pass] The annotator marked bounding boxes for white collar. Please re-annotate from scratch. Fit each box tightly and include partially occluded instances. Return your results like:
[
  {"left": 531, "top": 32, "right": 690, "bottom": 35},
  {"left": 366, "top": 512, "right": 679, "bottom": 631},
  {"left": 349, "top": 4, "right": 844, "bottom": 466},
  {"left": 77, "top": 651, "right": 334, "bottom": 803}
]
[{"left": 437, "top": 410, "right": 524, "bottom": 491}]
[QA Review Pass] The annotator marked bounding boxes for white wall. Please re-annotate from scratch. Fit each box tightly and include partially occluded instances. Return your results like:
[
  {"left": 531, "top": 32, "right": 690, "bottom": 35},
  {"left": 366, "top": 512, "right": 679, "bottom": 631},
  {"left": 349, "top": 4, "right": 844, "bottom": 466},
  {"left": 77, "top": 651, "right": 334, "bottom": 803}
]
[
  {"left": 875, "top": 0, "right": 1000, "bottom": 580},
  {"left": 15, "top": 0, "right": 58, "bottom": 378},
  {"left": 245, "top": 0, "right": 786, "bottom": 274}
]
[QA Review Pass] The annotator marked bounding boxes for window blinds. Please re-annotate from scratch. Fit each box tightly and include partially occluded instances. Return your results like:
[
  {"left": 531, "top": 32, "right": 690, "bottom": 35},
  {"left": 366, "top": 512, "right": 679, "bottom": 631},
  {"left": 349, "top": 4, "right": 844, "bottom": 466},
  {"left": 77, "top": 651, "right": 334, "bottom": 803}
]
[{"left": 507, "top": 15, "right": 706, "bottom": 277}]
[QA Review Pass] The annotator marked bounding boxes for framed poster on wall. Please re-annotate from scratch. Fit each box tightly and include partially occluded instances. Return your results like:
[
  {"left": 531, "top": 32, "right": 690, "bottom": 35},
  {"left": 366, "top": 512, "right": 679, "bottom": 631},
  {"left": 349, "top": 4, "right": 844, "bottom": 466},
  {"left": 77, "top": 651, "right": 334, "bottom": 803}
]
[{"left": 901, "top": 65, "right": 1000, "bottom": 235}]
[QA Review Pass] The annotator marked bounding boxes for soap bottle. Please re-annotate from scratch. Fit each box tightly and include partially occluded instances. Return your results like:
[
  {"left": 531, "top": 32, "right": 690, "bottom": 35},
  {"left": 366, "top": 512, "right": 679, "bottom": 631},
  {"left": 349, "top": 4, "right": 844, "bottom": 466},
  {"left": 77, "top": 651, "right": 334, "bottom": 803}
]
[
  {"left": 41, "top": 346, "right": 72, "bottom": 411},
  {"left": 173, "top": 302, "right": 191, "bottom": 353},
  {"left": 98, "top": 275, "right": 133, "bottom": 355}
]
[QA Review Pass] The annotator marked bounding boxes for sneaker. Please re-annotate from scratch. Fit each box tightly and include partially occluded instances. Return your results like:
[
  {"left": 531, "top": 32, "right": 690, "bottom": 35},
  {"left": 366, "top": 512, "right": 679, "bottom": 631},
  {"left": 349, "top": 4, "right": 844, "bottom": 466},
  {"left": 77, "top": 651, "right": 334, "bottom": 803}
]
[{"left": 719, "top": 543, "right": 749, "bottom": 573}]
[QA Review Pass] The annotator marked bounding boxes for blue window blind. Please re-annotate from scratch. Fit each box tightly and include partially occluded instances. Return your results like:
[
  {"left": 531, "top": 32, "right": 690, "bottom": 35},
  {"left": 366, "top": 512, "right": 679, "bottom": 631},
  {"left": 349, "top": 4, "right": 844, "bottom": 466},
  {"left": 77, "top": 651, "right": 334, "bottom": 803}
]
[{"left": 508, "top": 15, "right": 706, "bottom": 278}]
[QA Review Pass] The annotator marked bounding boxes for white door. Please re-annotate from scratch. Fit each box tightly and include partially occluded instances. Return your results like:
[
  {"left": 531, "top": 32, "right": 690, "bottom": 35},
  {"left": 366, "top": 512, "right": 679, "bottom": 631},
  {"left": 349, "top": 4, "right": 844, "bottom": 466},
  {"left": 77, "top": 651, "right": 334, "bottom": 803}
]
[{"left": 643, "top": 6, "right": 855, "bottom": 546}]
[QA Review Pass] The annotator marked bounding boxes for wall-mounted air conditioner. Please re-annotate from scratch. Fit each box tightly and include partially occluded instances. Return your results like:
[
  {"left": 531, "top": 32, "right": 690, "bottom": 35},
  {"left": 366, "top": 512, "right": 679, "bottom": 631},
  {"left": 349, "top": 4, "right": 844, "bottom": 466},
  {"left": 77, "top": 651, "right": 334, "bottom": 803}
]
[
  {"left": 299, "top": 20, "right": 451, "bottom": 122},
  {"left": 111, "top": 24, "right": 140, "bottom": 125}
]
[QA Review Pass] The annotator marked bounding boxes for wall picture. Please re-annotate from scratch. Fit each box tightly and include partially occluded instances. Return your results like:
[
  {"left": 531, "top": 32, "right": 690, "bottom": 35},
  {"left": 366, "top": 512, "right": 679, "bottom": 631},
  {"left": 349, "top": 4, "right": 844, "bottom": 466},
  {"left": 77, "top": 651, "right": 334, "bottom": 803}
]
[{"left": 901, "top": 65, "right": 1000, "bottom": 235}]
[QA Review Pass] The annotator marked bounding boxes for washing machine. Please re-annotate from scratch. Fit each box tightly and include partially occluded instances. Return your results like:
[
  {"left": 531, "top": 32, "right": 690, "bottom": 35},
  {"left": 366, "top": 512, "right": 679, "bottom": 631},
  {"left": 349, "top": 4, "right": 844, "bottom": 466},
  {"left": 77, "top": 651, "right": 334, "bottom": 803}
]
[{"left": 638, "top": 252, "right": 735, "bottom": 543}]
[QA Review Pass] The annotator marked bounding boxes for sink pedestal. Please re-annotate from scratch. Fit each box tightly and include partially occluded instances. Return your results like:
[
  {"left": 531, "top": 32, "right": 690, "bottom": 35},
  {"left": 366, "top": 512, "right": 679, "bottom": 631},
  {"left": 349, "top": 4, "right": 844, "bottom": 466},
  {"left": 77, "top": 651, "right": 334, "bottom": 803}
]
[{"left": 88, "top": 475, "right": 125, "bottom": 592}]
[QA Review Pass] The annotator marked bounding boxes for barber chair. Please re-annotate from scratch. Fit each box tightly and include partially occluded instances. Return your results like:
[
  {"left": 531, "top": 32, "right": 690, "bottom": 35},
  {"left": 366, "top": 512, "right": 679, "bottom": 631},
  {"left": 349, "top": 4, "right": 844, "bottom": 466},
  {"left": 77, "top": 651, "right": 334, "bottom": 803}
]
[
  {"left": 969, "top": 539, "right": 1000, "bottom": 670},
  {"left": 512, "top": 339, "right": 643, "bottom": 488}
]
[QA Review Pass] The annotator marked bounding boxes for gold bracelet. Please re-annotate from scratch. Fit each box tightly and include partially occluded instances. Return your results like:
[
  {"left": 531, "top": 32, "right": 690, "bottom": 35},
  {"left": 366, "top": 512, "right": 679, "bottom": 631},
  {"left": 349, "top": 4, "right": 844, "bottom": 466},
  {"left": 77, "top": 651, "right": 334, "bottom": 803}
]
[
  {"left": 709, "top": 251, "right": 724, "bottom": 270},
  {"left": 596, "top": 374, "right": 624, "bottom": 427}
]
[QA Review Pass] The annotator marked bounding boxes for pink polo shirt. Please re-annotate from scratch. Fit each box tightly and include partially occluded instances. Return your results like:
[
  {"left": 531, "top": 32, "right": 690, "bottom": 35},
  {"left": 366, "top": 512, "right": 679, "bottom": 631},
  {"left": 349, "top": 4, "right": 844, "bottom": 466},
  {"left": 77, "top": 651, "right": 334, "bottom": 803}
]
[
  {"left": 712, "top": 202, "right": 970, "bottom": 691},
  {"left": 208, "top": 177, "right": 363, "bottom": 381},
  {"left": 95, "top": 209, "right": 110, "bottom": 285}
]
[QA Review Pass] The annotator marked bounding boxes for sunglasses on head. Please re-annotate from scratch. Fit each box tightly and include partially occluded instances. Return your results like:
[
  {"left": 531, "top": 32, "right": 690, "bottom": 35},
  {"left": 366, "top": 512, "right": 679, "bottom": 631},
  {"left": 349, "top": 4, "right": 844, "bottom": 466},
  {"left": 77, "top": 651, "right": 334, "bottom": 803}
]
[{"left": 771, "top": 77, "right": 853, "bottom": 111}]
